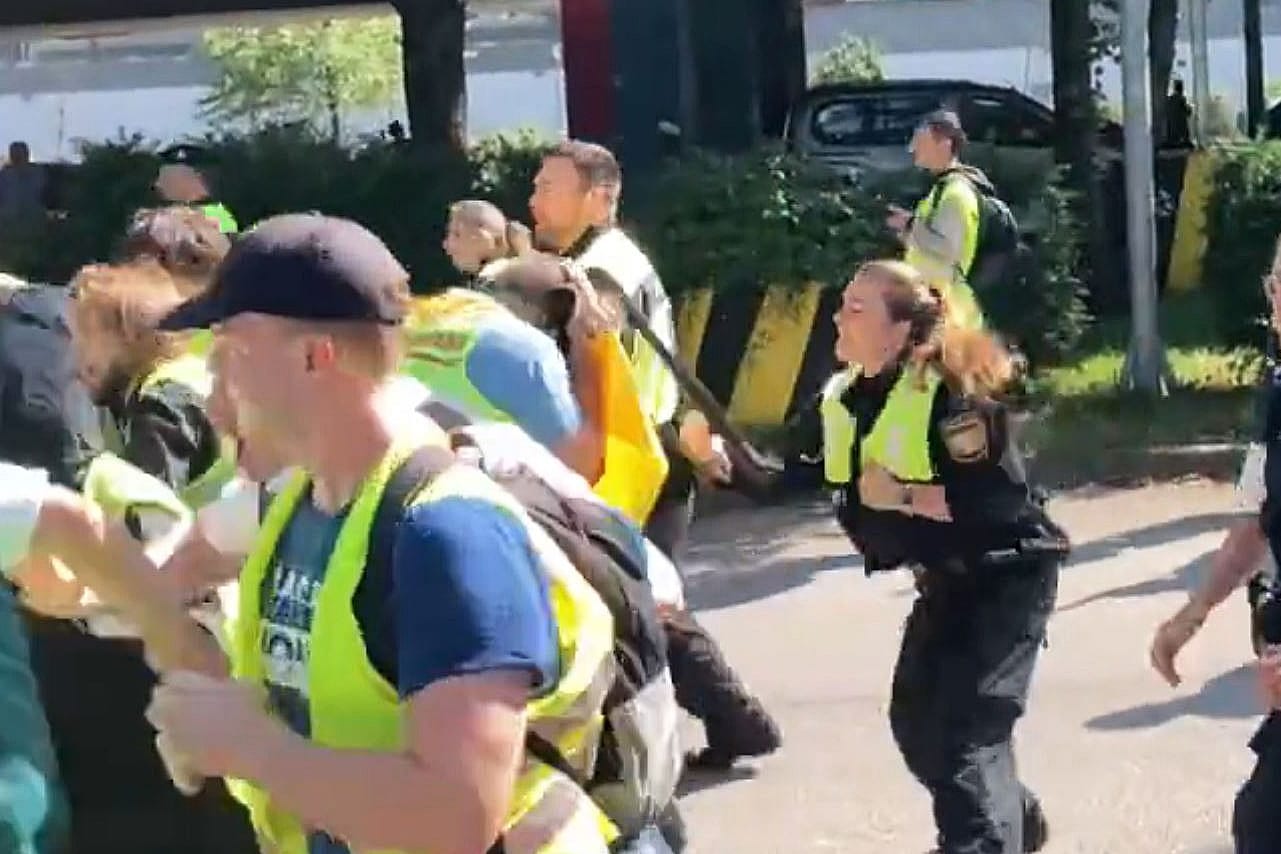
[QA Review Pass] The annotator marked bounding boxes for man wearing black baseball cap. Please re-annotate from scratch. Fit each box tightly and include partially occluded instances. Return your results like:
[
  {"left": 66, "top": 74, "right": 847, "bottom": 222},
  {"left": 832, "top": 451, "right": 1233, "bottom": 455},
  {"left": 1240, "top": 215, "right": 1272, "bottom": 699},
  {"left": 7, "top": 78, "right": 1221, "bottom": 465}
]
[
  {"left": 117, "top": 214, "right": 619, "bottom": 854},
  {"left": 885, "top": 109, "right": 995, "bottom": 330}
]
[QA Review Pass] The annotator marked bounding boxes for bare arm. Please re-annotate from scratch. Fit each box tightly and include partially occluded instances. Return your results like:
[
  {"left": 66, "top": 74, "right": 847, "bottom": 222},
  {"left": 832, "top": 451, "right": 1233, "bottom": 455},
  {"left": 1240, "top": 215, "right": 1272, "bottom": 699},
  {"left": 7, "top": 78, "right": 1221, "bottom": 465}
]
[
  {"left": 560, "top": 331, "right": 607, "bottom": 484},
  {"left": 29, "top": 489, "right": 227, "bottom": 676},
  {"left": 239, "top": 672, "right": 528, "bottom": 854},
  {"left": 1151, "top": 516, "right": 1267, "bottom": 687},
  {"left": 1189, "top": 519, "right": 1268, "bottom": 617}
]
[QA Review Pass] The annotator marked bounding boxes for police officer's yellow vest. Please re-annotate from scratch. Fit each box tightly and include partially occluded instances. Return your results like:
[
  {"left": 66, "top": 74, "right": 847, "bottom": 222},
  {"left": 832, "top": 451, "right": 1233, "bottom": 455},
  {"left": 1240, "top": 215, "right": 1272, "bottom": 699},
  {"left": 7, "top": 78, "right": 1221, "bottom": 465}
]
[
  {"left": 820, "top": 366, "right": 941, "bottom": 486},
  {"left": 101, "top": 354, "right": 236, "bottom": 510},
  {"left": 908, "top": 177, "right": 985, "bottom": 331},
  {"left": 227, "top": 438, "right": 619, "bottom": 854},
  {"left": 574, "top": 229, "right": 680, "bottom": 427}
]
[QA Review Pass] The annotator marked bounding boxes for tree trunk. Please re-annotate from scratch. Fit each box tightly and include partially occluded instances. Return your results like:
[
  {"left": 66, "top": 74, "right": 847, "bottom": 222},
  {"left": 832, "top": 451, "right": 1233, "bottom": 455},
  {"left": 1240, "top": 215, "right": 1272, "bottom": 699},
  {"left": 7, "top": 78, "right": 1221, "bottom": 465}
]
[
  {"left": 1245, "top": 0, "right": 1265, "bottom": 136},
  {"left": 395, "top": 0, "right": 467, "bottom": 151},
  {"left": 755, "top": 0, "right": 806, "bottom": 139},
  {"left": 1148, "top": 0, "right": 1179, "bottom": 143},
  {"left": 1051, "top": 0, "right": 1107, "bottom": 299}
]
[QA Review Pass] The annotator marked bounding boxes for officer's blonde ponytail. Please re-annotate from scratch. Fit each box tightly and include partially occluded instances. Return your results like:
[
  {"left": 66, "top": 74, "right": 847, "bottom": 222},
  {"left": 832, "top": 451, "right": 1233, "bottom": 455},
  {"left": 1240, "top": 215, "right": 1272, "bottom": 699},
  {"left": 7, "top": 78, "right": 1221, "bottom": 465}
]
[{"left": 859, "top": 259, "right": 1016, "bottom": 398}]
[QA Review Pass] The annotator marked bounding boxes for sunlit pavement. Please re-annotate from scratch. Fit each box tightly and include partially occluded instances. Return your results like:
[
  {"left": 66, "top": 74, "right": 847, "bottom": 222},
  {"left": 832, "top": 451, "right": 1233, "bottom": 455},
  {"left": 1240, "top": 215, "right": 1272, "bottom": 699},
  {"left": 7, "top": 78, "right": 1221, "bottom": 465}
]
[{"left": 678, "top": 481, "right": 1256, "bottom": 854}]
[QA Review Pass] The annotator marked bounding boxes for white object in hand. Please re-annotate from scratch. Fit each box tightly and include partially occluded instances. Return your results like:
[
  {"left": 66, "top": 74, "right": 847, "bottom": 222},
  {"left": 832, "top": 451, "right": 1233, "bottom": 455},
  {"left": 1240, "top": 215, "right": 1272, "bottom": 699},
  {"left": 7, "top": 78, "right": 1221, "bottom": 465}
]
[
  {"left": 155, "top": 730, "right": 204, "bottom": 796},
  {"left": 196, "top": 477, "right": 262, "bottom": 558}
]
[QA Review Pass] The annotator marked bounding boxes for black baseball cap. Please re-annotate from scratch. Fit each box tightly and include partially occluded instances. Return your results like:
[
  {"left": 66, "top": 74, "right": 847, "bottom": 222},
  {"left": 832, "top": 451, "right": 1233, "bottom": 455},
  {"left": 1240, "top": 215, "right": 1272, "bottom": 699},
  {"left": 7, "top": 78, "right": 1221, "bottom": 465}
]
[{"left": 158, "top": 213, "right": 408, "bottom": 331}]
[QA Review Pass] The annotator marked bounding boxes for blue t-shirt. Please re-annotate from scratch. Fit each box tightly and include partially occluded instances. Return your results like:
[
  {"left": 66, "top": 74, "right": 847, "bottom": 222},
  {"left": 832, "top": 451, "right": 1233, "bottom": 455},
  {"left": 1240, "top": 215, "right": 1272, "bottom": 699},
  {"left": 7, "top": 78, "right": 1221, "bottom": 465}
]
[
  {"left": 260, "top": 494, "right": 560, "bottom": 854},
  {"left": 464, "top": 315, "right": 582, "bottom": 451}
]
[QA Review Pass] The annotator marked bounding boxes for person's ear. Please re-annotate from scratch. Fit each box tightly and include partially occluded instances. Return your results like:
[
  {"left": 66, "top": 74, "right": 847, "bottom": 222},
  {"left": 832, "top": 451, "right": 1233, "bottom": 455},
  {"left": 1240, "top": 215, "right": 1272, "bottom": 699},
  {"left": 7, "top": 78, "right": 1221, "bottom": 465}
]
[{"left": 303, "top": 336, "right": 338, "bottom": 373}]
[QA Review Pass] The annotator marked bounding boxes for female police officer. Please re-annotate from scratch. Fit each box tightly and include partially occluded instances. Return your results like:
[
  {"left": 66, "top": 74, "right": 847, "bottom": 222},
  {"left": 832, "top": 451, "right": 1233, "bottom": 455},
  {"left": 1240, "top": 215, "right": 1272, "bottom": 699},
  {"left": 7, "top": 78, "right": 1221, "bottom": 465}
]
[{"left": 820, "top": 260, "right": 1067, "bottom": 854}]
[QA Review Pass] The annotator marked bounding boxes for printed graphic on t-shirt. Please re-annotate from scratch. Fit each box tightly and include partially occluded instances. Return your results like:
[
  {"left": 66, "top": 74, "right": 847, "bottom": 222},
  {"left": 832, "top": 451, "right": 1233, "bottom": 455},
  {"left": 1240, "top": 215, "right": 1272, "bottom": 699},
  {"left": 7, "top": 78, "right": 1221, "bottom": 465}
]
[
  {"left": 260, "top": 500, "right": 350, "bottom": 854},
  {"left": 262, "top": 567, "right": 317, "bottom": 700},
  {"left": 261, "top": 501, "right": 344, "bottom": 739}
]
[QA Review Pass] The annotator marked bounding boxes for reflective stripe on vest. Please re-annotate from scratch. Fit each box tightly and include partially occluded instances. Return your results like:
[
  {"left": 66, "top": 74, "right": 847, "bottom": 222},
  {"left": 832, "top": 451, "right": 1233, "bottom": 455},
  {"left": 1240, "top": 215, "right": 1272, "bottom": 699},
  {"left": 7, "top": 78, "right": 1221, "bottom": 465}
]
[
  {"left": 228, "top": 439, "right": 619, "bottom": 854},
  {"left": 135, "top": 355, "right": 236, "bottom": 509},
  {"left": 820, "top": 367, "right": 940, "bottom": 485},
  {"left": 402, "top": 290, "right": 516, "bottom": 426},
  {"left": 907, "top": 178, "right": 985, "bottom": 330},
  {"left": 576, "top": 230, "right": 679, "bottom": 426}
]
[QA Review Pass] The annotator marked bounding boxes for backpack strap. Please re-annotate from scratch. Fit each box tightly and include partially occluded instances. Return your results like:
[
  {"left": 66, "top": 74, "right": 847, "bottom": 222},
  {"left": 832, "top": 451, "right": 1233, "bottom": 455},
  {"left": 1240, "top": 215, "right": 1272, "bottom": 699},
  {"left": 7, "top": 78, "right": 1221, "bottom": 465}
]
[{"left": 357, "top": 444, "right": 456, "bottom": 680}]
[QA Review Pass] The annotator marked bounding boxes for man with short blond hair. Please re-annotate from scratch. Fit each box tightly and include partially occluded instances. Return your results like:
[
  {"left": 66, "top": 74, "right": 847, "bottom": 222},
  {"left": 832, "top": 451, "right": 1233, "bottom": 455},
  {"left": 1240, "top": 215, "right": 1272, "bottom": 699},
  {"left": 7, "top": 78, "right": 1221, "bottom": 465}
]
[{"left": 91, "top": 214, "right": 616, "bottom": 854}]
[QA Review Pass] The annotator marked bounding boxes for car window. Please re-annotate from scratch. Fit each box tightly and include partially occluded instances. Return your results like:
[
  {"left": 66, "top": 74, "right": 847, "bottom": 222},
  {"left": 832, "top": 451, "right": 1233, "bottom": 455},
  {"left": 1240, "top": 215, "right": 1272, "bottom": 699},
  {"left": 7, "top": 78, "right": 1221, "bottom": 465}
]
[
  {"left": 810, "top": 93, "right": 941, "bottom": 147},
  {"left": 964, "top": 93, "right": 1052, "bottom": 147}
]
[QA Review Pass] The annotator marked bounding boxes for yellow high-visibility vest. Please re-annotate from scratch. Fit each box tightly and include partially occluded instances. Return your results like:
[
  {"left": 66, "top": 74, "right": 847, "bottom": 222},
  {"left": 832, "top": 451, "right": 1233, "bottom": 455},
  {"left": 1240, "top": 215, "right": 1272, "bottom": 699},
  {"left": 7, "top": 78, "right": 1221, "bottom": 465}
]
[{"left": 228, "top": 438, "right": 619, "bottom": 854}]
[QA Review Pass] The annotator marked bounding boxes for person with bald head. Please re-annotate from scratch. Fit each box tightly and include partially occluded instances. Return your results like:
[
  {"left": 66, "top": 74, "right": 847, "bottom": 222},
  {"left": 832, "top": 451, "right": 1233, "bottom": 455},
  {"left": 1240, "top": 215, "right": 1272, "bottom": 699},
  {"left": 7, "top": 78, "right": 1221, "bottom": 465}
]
[{"left": 154, "top": 163, "right": 238, "bottom": 235}]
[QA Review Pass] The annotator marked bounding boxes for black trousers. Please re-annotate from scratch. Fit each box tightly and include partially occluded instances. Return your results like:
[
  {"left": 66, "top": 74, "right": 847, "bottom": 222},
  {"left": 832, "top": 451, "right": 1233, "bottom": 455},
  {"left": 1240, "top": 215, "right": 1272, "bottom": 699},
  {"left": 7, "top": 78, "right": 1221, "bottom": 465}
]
[
  {"left": 24, "top": 618, "right": 258, "bottom": 854},
  {"left": 889, "top": 557, "right": 1059, "bottom": 854},
  {"left": 1234, "top": 713, "right": 1281, "bottom": 853}
]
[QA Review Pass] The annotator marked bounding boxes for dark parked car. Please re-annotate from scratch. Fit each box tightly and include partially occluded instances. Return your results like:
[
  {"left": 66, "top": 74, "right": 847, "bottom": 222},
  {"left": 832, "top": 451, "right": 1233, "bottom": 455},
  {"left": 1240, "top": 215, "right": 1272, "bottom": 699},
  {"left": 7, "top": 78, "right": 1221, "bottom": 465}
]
[{"left": 785, "top": 78, "right": 1123, "bottom": 180}]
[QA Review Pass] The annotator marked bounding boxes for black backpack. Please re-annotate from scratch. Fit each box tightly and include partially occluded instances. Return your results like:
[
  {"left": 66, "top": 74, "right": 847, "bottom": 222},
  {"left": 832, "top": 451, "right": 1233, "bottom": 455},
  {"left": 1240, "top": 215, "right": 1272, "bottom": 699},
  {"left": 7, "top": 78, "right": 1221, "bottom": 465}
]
[
  {"left": 363, "top": 440, "right": 681, "bottom": 842},
  {"left": 926, "top": 166, "right": 1023, "bottom": 291}
]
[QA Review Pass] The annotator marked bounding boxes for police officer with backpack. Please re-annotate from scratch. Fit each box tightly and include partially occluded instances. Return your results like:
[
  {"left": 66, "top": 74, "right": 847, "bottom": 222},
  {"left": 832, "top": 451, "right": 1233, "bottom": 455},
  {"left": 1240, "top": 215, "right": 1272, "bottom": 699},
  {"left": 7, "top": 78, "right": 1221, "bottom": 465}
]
[{"left": 886, "top": 110, "right": 1021, "bottom": 331}]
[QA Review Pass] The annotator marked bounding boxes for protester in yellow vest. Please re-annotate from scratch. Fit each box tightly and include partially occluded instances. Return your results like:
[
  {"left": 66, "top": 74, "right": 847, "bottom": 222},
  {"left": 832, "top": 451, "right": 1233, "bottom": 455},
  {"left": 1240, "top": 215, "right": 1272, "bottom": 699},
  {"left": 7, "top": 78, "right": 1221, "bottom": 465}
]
[
  {"left": 885, "top": 110, "right": 987, "bottom": 330},
  {"left": 408, "top": 200, "right": 605, "bottom": 481},
  {"left": 61, "top": 258, "right": 256, "bottom": 851},
  {"left": 464, "top": 252, "right": 670, "bottom": 526},
  {"left": 531, "top": 140, "right": 780, "bottom": 775},
  {"left": 86, "top": 214, "right": 620, "bottom": 854},
  {"left": 821, "top": 259, "right": 1065, "bottom": 854},
  {"left": 69, "top": 260, "right": 228, "bottom": 503},
  {"left": 408, "top": 199, "right": 666, "bottom": 524}
]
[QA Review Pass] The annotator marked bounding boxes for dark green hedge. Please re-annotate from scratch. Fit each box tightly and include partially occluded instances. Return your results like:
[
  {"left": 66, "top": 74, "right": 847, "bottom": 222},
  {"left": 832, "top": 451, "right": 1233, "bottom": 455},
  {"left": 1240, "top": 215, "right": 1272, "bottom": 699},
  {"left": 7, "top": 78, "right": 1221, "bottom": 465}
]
[
  {"left": 1201, "top": 142, "right": 1281, "bottom": 348},
  {"left": 0, "top": 127, "right": 1086, "bottom": 365}
]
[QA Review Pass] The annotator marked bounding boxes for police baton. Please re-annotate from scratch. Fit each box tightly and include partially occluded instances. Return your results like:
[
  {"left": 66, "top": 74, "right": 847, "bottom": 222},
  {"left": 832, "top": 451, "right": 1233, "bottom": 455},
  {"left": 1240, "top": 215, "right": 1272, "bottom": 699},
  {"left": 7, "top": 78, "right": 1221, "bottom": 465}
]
[{"left": 614, "top": 290, "right": 783, "bottom": 498}]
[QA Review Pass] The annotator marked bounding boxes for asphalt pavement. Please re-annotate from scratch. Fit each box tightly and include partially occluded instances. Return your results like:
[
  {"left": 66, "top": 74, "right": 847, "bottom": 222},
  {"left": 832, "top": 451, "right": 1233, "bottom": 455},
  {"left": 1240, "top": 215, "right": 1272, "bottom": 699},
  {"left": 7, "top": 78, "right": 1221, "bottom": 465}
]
[{"left": 677, "top": 480, "right": 1259, "bottom": 854}]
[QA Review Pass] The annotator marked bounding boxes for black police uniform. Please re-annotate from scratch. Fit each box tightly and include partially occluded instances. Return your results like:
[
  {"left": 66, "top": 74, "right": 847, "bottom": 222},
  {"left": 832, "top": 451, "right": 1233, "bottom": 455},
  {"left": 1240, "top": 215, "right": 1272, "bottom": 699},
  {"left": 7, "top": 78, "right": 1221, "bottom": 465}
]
[
  {"left": 1235, "top": 358, "right": 1281, "bottom": 853},
  {"left": 832, "top": 364, "right": 1066, "bottom": 854}
]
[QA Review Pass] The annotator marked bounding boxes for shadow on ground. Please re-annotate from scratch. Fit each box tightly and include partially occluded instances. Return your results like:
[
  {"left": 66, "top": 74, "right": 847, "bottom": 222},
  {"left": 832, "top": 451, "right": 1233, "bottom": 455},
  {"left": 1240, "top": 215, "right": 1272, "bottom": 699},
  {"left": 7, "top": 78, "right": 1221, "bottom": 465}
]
[
  {"left": 1057, "top": 549, "right": 1216, "bottom": 613},
  {"left": 1085, "top": 664, "right": 1260, "bottom": 730},
  {"left": 682, "top": 502, "right": 1237, "bottom": 613},
  {"left": 684, "top": 553, "right": 857, "bottom": 612},
  {"left": 1067, "top": 513, "right": 1238, "bottom": 568},
  {"left": 683, "top": 501, "right": 856, "bottom": 611}
]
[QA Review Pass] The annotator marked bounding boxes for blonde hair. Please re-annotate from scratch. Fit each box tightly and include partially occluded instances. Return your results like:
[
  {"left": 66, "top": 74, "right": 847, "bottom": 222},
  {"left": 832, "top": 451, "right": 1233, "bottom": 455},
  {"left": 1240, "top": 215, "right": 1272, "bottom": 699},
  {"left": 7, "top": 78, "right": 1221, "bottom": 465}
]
[
  {"left": 857, "top": 259, "right": 1015, "bottom": 397},
  {"left": 70, "top": 260, "right": 190, "bottom": 369}
]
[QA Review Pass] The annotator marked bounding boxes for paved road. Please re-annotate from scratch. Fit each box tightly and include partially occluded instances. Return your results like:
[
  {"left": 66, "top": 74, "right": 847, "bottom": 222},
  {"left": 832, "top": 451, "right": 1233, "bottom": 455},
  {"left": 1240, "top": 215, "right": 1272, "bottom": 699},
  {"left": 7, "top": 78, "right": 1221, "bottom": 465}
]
[{"left": 677, "top": 481, "right": 1259, "bottom": 854}]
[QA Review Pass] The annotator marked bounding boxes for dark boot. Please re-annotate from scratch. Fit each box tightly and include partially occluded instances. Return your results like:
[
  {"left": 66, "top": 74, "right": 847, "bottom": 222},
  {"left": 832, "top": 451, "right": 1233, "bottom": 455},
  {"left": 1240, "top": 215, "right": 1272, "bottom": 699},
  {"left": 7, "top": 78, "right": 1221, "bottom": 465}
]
[
  {"left": 664, "top": 610, "right": 780, "bottom": 769},
  {"left": 1022, "top": 790, "right": 1049, "bottom": 853}
]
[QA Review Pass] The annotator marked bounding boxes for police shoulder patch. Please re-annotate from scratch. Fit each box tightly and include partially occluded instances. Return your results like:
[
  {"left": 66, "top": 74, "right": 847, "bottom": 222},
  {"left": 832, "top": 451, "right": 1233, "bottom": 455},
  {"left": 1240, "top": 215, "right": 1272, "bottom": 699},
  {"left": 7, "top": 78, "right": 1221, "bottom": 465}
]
[{"left": 940, "top": 410, "right": 989, "bottom": 463}]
